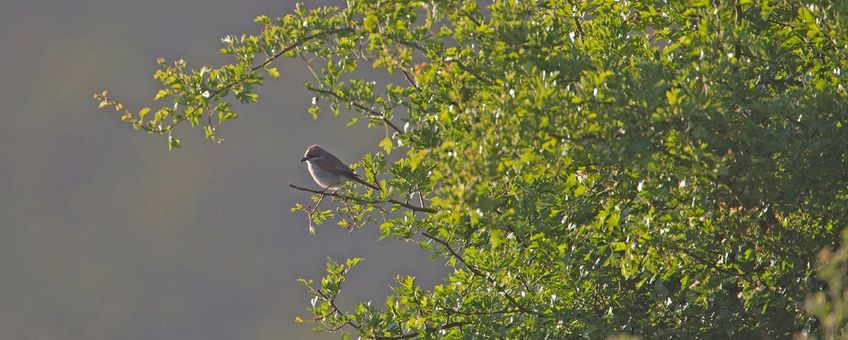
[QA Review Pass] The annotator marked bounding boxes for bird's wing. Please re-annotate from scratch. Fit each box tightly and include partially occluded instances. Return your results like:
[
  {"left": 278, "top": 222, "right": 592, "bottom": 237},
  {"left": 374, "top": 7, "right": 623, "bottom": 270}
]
[
  {"left": 317, "top": 153, "right": 381, "bottom": 191},
  {"left": 316, "top": 152, "right": 356, "bottom": 175}
]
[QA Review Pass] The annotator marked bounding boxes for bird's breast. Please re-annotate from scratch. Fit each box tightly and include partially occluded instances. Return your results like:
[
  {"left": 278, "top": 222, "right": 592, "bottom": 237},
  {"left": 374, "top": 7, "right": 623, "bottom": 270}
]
[{"left": 307, "top": 161, "right": 344, "bottom": 188}]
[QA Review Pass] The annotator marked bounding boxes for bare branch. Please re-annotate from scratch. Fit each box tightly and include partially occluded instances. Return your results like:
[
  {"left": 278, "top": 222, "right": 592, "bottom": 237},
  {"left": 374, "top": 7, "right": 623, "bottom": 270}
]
[{"left": 290, "top": 183, "right": 436, "bottom": 214}]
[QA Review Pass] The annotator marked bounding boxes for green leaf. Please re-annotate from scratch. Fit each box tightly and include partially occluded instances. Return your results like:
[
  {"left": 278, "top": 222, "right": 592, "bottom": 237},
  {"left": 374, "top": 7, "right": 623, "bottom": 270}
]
[
  {"left": 138, "top": 107, "right": 151, "bottom": 119},
  {"left": 346, "top": 117, "right": 359, "bottom": 127},
  {"left": 218, "top": 111, "right": 238, "bottom": 122},
  {"left": 154, "top": 89, "right": 169, "bottom": 100},
  {"left": 379, "top": 136, "right": 393, "bottom": 154},
  {"left": 489, "top": 229, "right": 505, "bottom": 248},
  {"left": 266, "top": 67, "right": 280, "bottom": 78}
]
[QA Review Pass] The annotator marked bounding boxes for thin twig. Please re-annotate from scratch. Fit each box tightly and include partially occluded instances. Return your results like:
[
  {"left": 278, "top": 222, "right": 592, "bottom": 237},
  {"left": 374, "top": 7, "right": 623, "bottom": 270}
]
[
  {"left": 399, "top": 66, "right": 418, "bottom": 89},
  {"left": 315, "top": 288, "right": 363, "bottom": 332},
  {"left": 298, "top": 50, "right": 322, "bottom": 83},
  {"left": 338, "top": 195, "right": 363, "bottom": 232},
  {"left": 307, "top": 87, "right": 404, "bottom": 135},
  {"left": 305, "top": 193, "right": 328, "bottom": 234}
]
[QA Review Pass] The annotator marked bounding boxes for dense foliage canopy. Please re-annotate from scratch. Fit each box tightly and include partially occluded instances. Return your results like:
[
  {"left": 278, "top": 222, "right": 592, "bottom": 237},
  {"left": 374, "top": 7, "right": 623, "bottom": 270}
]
[{"left": 97, "top": 0, "right": 848, "bottom": 338}]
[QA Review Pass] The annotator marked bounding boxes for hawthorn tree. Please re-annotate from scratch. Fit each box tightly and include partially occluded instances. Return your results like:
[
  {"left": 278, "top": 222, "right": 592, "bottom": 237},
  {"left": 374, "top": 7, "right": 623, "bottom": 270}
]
[{"left": 96, "top": 0, "right": 848, "bottom": 338}]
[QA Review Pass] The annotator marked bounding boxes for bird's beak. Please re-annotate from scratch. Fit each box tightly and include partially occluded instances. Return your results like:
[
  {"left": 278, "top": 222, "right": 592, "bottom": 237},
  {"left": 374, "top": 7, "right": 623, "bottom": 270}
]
[{"left": 300, "top": 157, "right": 308, "bottom": 162}]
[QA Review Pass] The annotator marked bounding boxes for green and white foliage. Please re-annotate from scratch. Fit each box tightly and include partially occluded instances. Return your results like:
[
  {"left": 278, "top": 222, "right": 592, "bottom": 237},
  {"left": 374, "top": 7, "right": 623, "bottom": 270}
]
[{"left": 98, "top": 0, "right": 848, "bottom": 338}]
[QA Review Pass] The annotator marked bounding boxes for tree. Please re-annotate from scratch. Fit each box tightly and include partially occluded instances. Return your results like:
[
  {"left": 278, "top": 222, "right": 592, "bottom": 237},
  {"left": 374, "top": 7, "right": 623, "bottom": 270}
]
[{"left": 96, "top": 0, "right": 848, "bottom": 338}]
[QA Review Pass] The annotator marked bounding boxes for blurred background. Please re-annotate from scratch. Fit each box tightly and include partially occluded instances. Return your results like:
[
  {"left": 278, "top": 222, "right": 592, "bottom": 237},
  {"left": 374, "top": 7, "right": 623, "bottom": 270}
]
[{"left": 0, "top": 1, "right": 447, "bottom": 339}]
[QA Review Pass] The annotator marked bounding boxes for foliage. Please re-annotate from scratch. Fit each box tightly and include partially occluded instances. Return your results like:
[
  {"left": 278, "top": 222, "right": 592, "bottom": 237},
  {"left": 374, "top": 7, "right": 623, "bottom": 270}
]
[
  {"left": 97, "top": 0, "right": 848, "bottom": 338},
  {"left": 799, "top": 231, "right": 848, "bottom": 340}
]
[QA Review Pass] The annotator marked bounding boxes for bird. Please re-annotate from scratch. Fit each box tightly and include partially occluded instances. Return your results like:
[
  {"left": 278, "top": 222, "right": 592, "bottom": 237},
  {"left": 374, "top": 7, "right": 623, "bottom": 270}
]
[{"left": 301, "top": 145, "right": 380, "bottom": 191}]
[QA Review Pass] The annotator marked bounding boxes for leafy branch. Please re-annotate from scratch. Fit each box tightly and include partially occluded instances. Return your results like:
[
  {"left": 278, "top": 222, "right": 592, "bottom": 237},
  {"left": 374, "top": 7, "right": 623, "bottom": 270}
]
[
  {"left": 95, "top": 20, "right": 355, "bottom": 147},
  {"left": 420, "top": 231, "right": 541, "bottom": 317}
]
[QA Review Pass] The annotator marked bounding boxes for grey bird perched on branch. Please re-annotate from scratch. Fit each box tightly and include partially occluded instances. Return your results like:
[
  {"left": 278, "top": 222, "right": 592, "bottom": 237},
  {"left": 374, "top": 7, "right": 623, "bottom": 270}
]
[{"left": 300, "top": 145, "right": 380, "bottom": 191}]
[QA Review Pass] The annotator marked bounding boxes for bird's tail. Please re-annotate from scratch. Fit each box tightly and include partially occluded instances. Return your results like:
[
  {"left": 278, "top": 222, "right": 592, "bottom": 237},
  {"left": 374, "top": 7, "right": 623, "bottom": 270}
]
[{"left": 349, "top": 174, "right": 381, "bottom": 191}]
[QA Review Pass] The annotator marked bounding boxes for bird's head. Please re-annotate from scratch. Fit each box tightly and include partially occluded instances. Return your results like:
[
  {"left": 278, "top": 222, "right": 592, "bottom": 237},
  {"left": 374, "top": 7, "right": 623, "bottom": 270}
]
[{"left": 301, "top": 144, "right": 324, "bottom": 162}]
